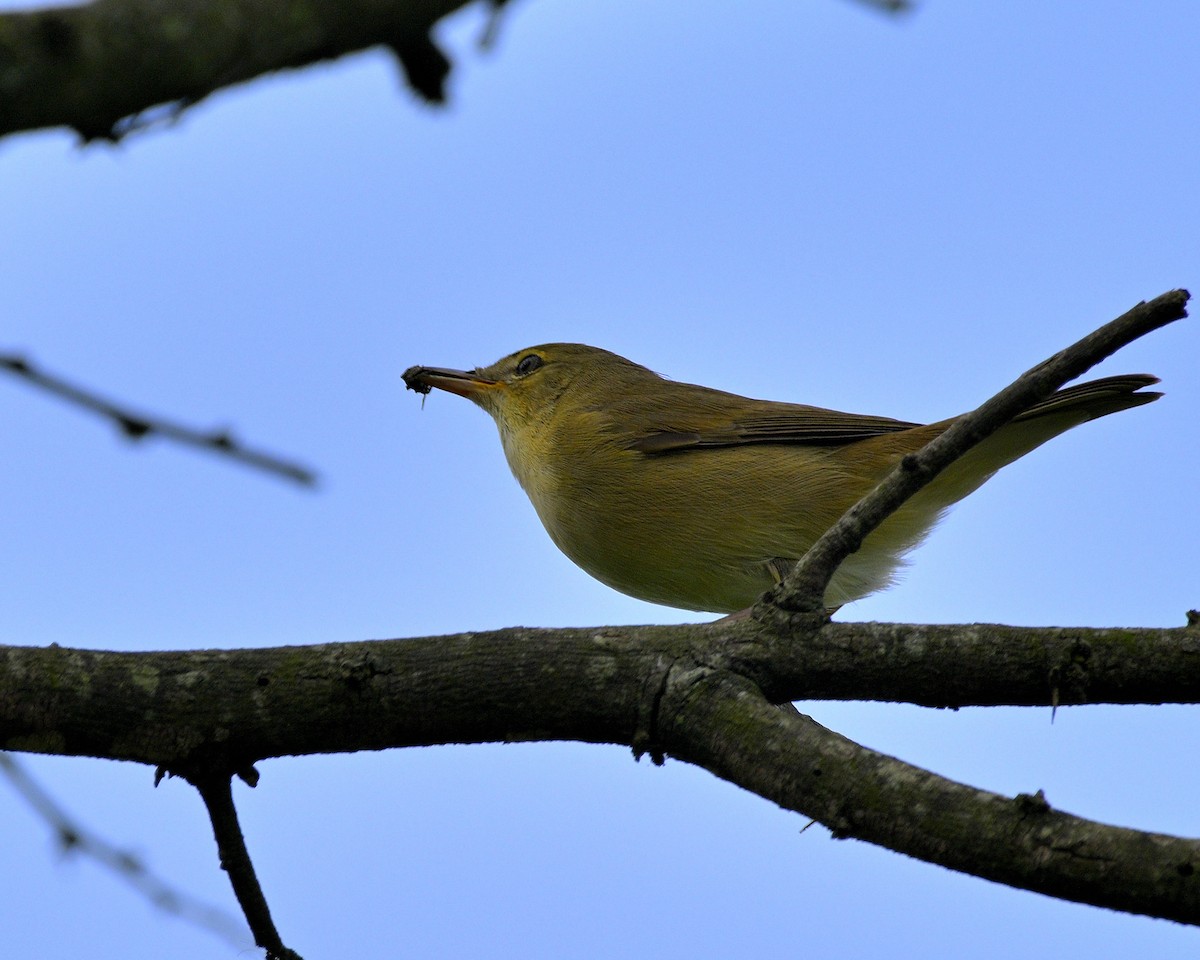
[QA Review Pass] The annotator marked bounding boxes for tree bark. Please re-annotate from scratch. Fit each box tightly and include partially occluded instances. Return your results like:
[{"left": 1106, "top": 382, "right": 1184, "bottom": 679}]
[
  {"left": 3, "top": 616, "right": 1200, "bottom": 922},
  {"left": 0, "top": 0, "right": 478, "bottom": 141}
]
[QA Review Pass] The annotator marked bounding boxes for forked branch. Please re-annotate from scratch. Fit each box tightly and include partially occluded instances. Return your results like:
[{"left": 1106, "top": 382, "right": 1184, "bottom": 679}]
[
  {"left": 662, "top": 671, "right": 1200, "bottom": 923},
  {"left": 0, "top": 292, "right": 1193, "bottom": 943}
]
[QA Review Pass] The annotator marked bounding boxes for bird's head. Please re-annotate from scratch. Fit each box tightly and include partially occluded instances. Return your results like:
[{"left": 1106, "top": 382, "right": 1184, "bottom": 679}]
[{"left": 403, "top": 343, "right": 655, "bottom": 434}]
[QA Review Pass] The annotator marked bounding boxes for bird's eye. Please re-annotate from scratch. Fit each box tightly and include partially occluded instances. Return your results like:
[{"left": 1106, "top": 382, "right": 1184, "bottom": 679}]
[{"left": 515, "top": 354, "right": 544, "bottom": 376}]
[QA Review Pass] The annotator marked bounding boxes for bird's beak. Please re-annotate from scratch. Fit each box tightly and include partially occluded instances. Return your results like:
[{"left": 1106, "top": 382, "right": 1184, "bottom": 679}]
[{"left": 402, "top": 365, "right": 501, "bottom": 399}]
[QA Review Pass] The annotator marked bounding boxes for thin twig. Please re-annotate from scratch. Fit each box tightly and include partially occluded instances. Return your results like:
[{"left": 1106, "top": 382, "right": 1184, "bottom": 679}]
[
  {"left": 190, "top": 772, "right": 303, "bottom": 960},
  {"left": 758, "top": 289, "right": 1190, "bottom": 614},
  {"left": 844, "top": 0, "right": 913, "bottom": 13},
  {"left": 0, "top": 353, "right": 317, "bottom": 487},
  {"left": 0, "top": 752, "right": 251, "bottom": 949}
]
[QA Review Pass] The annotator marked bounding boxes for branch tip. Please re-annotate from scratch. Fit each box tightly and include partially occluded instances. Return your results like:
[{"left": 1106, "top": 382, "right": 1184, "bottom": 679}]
[
  {"left": 236, "top": 764, "right": 261, "bottom": 788},
  {"left": 390, "top": 33, "right": 452, "bottom": 103},
  {"left": 191, "top": 772, "right": 301, "bottom": 959},
  {"left": 1015, "top": 789, "right": 1052, "bottom": 815}
]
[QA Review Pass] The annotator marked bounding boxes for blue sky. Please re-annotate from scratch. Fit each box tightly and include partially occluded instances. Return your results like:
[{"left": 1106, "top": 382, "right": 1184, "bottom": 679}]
[{"left": 1, "top": 1, "right": 1197, "bottom": 957}]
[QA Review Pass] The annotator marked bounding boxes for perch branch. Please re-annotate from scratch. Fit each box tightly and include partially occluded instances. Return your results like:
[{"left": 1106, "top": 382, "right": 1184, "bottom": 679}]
[
  {"left": 760, "top": 289, "right": 1190, "bottom": 615},
  {"left": 4, "top": 622, "right": 1200, "bottom": 766},
  {"left": 3, "top": 618, "right": 1199, "bottom": 925}
]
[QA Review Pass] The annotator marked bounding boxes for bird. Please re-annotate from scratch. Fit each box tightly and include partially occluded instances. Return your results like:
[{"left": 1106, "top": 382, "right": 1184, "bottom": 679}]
[{"left": 402, "top": 343, "right": 1159, "bottom": 613}]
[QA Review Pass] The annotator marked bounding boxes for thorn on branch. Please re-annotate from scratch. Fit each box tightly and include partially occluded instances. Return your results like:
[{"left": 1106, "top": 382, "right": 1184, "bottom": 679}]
[
  {"left": 236, "top": 764, "right": 261, "bottom": 788},
  {"left": 390, "top": 32, "right": 451, "bottom": 103},
  {"left": 1015, "top": 789, "right": 1052, "bottom": 816},
  {"left": 117, "top": 416, "right": 152, "bottom": 440},
  {"left": 480, "top": 0, "right": 516, "bottom": 50},
  {"left": 848, "top": 0, "right": 914, "bottom": 13}
]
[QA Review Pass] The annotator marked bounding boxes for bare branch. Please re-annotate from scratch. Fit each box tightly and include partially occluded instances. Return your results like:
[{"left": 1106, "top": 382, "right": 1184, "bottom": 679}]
[
  {"left": 845, "top": 0, "right": 914, "bottom": 13},
  {"left": 727, "top": 619, "right": 1200, "bottom": 709},
  {"left": 188, "top": 770, "right": 302, "bottom": 960},
  {"left": 6, "top": 622, "right": 1199, "bottom": 767},
  {"left": 759, "top": 289, "right": 1190, "bottom": 615},
  {"left": 0, "top": 0, "right": 910, "bottom": 143},
  {"left": 663, "top": 672, "right": 1200, "bottom": 924},
  {"left": 0, "top": 353, "right": 317, "bottom": 487},
  {"left": 0, "top": 752, "right": 251, "bottom": 949},
  {"left": 0, "top": 0, "right": 479, "bottom": 141},
  {"left": 3, "top": 616, "right": 1200, "bottom": 924}
]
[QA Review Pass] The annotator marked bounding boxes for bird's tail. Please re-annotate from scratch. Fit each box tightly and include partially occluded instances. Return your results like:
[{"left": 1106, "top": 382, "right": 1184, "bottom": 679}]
[
  {"left": 1015, "top": 374, "right": 1161, "bottom": 423},
  {"left": 842, "top": 373, "right": 1161, "bottom": 604}
]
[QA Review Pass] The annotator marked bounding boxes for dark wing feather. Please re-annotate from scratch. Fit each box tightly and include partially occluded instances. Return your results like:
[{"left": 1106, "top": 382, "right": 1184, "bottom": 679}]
[
  {"left": 626, "top": 405, "right": 922, "bottom": 454},
  {"left": 621, "top": 374, "right": 1159, "bottom": 455}
]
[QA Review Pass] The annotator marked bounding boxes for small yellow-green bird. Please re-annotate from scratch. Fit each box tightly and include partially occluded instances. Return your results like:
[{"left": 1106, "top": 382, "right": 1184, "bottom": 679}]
[{"left": 403, "top": 344, "right": 1159, "bottom": 613}]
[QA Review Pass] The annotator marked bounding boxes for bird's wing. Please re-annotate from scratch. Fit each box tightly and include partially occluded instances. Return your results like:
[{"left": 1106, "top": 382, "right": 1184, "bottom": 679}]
[
  {"left": 622, "top": 374, "right": 1160, "bottom": 454},
  {"left": 625, "top": 401, "right": 922, "bottom": 454}
]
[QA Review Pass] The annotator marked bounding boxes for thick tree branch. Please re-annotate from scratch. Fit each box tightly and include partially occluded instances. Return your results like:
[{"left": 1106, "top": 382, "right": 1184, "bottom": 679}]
[
  {"left": 2, "top": 617, "right": 1199, "bottom": 925},
  {"left": 0, "top": 0, "right": 910, "bottom": 143},
  {"left": 726, "top": 619, "right": 1200, "bottom": 709},
  {"left": 0, "top": 0, "right": 479, "bottom": 141},
  {"left": 4, "top": 621, "right": 1199, "bottom": 769},
  {"left": 761, "top": 288, "right": 1190, "bottom": 614},
  {"left": 663, "top": 671, "right": 1200, "bottom": 923}
]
